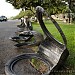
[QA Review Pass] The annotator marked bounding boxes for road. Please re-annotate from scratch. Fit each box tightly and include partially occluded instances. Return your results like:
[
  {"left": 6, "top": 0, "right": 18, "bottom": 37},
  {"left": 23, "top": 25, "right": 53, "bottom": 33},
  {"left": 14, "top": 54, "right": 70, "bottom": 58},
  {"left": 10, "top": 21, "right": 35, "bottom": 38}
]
[
  {"left": 0, "top": 20, "right": 37, "bottom": 75},
  {"left": 0, "top": 20, "right": 20, "bottom": 74}
]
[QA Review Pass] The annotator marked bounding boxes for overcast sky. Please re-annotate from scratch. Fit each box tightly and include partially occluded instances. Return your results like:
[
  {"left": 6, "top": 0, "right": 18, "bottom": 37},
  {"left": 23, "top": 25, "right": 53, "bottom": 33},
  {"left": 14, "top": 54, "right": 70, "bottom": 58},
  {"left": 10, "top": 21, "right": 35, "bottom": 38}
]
[{"left": 0, "top": 0, "right": 21, "bottom": 18}]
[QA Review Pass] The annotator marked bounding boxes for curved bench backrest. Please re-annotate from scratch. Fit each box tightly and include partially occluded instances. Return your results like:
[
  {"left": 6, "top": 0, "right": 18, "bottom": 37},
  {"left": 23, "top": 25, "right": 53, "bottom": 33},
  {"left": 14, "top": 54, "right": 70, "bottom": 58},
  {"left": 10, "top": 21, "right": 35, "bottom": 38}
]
[
  {"left": 36, "top": 6, "right": 69, "bottom": 71},
  {"left": 36, "top": 6, "right": 67, "bottom": 46}
]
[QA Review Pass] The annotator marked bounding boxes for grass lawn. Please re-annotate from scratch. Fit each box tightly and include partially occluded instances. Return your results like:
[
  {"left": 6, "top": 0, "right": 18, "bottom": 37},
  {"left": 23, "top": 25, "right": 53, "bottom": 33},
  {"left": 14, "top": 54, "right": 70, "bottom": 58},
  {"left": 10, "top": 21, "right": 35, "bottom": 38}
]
[{"left": 32, "top": 20, "right": 75, "bottom": 70}]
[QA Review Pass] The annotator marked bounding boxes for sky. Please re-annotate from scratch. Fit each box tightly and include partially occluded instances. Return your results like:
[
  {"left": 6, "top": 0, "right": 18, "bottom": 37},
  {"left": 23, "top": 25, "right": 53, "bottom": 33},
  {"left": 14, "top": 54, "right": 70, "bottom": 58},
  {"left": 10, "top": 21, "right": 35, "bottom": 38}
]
[{"left": 0, "top": 0, "right": 21, "bottom": 18}]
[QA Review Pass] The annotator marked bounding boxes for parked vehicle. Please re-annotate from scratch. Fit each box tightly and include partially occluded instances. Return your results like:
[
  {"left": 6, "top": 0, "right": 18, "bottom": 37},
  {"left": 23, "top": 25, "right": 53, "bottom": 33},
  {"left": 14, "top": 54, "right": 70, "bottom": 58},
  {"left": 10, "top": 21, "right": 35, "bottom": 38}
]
[{"left": 0, "top": 16, "right": 7, "bottom": 22}]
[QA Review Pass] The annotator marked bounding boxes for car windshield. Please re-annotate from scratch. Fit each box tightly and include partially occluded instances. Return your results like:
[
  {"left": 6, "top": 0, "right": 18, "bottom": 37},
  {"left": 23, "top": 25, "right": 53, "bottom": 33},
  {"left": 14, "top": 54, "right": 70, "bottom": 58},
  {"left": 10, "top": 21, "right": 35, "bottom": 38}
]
[{"left": 1, "top": 16, "right": 6, "bottom": 18}]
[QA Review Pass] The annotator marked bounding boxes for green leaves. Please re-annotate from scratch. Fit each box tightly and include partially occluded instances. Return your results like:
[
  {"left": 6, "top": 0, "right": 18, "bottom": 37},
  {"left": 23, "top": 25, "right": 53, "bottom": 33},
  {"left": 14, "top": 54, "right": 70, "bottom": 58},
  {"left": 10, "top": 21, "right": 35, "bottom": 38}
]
[
  {"left": 6, "top": 0, "right": 67, "bottom": 15},
  {"left": 13, "top": 10, "right": 34, "bottom": 19}
]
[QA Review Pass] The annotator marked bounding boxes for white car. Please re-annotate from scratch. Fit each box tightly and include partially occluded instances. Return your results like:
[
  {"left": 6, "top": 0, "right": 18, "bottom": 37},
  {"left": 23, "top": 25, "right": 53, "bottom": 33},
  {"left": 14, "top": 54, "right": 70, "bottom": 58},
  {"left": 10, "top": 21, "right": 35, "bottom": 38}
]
[{"left": 0, "top": 16, "right": 7, "bottom": 22}]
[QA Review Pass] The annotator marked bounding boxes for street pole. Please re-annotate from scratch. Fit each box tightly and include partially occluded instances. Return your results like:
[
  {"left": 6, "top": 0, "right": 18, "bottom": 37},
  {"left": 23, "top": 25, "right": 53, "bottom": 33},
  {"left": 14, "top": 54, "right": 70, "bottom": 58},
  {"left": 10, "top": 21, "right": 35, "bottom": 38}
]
[{"left": 68, "top": 0, "right": 71, "bottom": 23}]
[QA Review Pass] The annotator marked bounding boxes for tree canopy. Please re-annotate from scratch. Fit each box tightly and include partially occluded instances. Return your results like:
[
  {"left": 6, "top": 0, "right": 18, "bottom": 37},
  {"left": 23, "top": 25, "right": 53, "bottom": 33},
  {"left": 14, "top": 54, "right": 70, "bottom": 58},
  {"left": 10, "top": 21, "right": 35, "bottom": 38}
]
[
  {"left": 13, "top": 10, "right": 34, "bottom": 19},
  {"left": 6, "top": 0, "right": 67, "bottom": 15},
  {"left": 70, "top": 0, "right": 75, "bottom": 12}
]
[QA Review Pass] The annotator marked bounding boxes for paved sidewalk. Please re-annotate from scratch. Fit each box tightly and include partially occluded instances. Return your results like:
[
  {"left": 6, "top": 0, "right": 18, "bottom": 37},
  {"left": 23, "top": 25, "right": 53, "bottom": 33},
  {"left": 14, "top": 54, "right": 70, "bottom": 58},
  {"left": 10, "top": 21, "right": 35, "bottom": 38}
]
[{"left": 0, "top": 21, "right": 39, "bottom": 75}]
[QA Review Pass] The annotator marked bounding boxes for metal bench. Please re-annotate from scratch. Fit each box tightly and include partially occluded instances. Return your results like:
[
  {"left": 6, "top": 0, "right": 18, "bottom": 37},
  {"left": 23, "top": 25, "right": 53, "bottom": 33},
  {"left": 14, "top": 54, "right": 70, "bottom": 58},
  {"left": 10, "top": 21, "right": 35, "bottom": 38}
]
[
  {"left": 5, "top": 6, "right": 69, "bottom": 75},
  {"left": 10, "top": 30, "right": 44, "bottom": 47},
  {"left": 10, "top": 18, "right": 44, "bottom": 47},
  {"left": 11, "top": 20, "right": 33, "bottom": 42},
  {"left": 17, "top": 19, "right": 33, "bottom": 31}
]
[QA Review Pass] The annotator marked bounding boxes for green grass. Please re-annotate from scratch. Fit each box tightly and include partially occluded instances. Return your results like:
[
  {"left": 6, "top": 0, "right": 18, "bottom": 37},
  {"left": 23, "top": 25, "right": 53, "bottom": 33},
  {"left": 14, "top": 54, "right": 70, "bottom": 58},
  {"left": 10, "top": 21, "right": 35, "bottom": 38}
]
[{"left": 32, "top": 20, "right": 75, "bottom": 69}]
